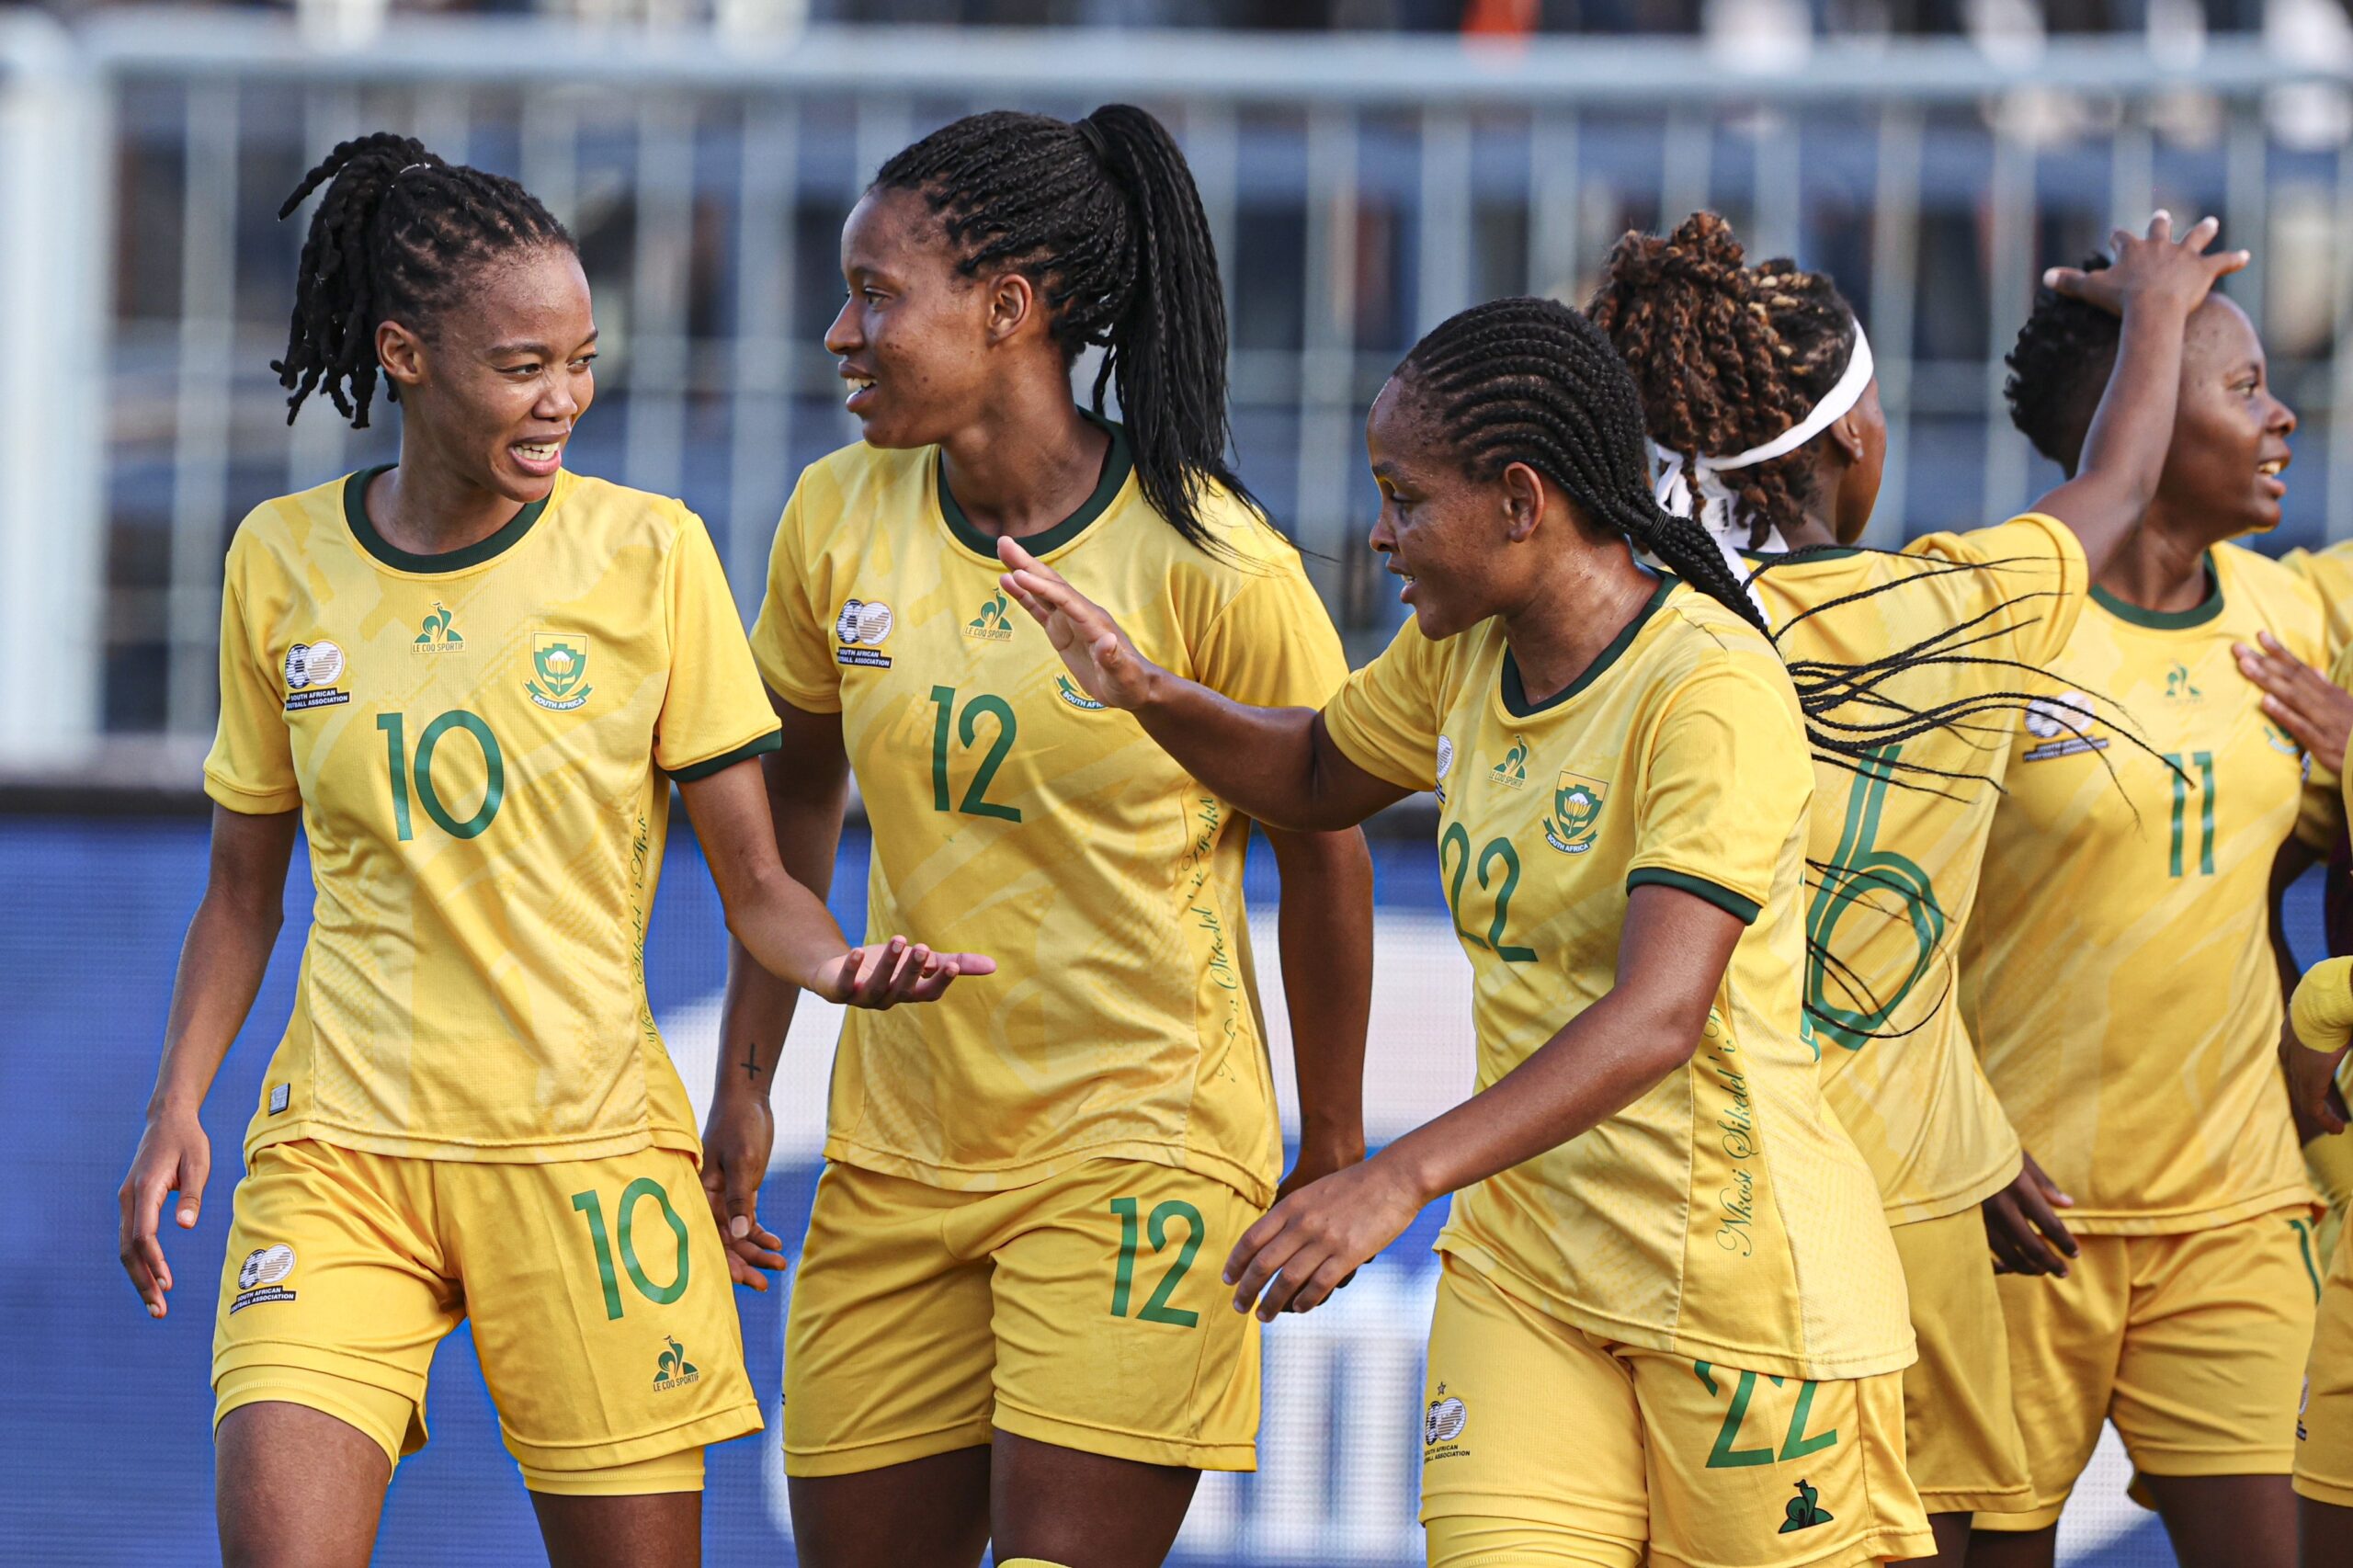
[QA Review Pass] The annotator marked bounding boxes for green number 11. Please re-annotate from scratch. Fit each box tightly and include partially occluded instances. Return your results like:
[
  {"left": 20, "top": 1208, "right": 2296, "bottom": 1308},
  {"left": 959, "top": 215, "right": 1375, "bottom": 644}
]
[{"left": 2162, "top": 750, "right": 2216, "bottom": 878}]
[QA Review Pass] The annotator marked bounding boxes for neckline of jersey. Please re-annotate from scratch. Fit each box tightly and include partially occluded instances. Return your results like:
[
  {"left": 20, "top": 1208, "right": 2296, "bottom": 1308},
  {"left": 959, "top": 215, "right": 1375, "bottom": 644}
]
[
  {"left": 1741, "top": 545, "right": 1867, "bottom": 565},
  {"left": 1499, "top": 573, "right": 1677, "bottom": 718},
  {"left": 342, "top": 464, "right": 554, "bottom": 574},
  {"left": 2089, "top": 551, "right": 2223, "bottom": 630},
  {"left": 934, "top": 414, "right": 1134, "bottom": 562}
]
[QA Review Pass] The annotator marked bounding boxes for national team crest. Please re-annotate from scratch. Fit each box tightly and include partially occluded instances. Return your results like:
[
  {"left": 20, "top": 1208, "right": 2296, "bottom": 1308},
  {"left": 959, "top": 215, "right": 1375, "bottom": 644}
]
[
  {"left": 1542, "top": 769, "right": 1608, "bottom": 854},
  {"left": 528, "top": 633, "right": 594, "bottom": 711}
]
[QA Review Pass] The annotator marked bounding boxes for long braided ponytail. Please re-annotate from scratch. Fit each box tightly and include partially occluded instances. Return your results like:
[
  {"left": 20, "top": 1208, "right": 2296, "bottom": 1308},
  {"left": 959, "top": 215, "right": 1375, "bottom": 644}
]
[
  {"left": 272, "top": 131, "right": 574, "bottom": 428},
  {"left": 872, "top": 105, "right": 1257, "bottom": 555}
]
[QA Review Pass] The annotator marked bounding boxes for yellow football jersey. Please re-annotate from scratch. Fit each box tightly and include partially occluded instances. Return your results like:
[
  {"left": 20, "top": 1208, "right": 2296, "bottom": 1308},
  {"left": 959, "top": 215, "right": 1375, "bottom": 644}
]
[
  {"left": 749, "top": 426, "right": 1347, "bottom": 1207},
  {"left": 1748, "top": 516, "right": 2086, "bottom": 1223},
  {"left": 1322, "top": 576, "right": 1914, "bottom": 1381},
  {"left": 204, "top": 467, "right": 782, "bottom": 1165},
  {"left": 1963, "top": 542, "right": 2325, "bottom": 1233},
  {"left": 2282, "top": 540, "right": 2353, "bottom": 659}
]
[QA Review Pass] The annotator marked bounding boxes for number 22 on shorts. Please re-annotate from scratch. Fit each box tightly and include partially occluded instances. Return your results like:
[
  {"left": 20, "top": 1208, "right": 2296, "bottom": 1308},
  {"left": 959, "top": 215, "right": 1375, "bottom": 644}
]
[
  {"left": 1109, "top": 1197, "right": 1204, "bottom": 1327},
  {"left": 1694, "top": 1362, "right": 1839, "bottom": 1468}
]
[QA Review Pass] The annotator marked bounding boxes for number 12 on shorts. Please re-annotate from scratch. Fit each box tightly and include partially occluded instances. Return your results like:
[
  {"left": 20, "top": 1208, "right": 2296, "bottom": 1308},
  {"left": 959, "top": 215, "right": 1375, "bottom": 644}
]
[{"left": 1109, "top": 1197, "right": 1204, "bottom": 1326}]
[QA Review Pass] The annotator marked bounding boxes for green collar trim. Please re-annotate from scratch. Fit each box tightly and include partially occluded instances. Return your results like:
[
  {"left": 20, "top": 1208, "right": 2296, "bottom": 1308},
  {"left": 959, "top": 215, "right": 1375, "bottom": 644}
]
[
  {"left": 1502, "top": 573, "right": 1674, "bottom": 717},
  {"left": 2091, "top": 553, "right": 2223, "bottom": 630},
  {"left": 937, "top": 415, "right": 1132, "bottom": 561},
  {"left": 1743, "top": 545, "right": 1866, "bottom": 564},
  {"left": 343, "top": 465, "right": 551, "bottom": 574}
]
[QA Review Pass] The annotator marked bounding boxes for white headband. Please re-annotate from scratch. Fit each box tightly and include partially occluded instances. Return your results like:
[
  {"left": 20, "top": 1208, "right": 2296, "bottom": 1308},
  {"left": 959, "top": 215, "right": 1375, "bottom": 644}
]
[{"left": 1649, "top": 323, "right": 1875, "bottom": 608}]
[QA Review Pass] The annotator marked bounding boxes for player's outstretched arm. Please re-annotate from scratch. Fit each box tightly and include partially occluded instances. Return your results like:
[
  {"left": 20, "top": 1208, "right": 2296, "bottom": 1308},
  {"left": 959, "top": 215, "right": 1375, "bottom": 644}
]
[
  {"left": 2031, "top": 210, "right": 2248, "bottom": 575},
  {"left": 119, "top": 803, "right": 300, "bottom": 1319},
  {"left": 681, "top": 758, "right": 995, "bottom": 1009},
  {"left": 997, "top": 538, "right": 1409, "bottom": 832},
  {"left": 703, "top": 701, "right": 848, "bottom": 1290},
  {"left": 1222, "top": 884, "right": 1741, "bottom": 1320}
]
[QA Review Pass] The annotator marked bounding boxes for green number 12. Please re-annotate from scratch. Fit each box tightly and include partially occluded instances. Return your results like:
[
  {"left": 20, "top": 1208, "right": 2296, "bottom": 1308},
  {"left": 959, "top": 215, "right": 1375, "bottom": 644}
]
[
  {"left": 1109, "top": 1197, "right": 1204, "bottom": 1326},
  {"left": 927, "top": 687, "right": 1022, "bottom": 823}
]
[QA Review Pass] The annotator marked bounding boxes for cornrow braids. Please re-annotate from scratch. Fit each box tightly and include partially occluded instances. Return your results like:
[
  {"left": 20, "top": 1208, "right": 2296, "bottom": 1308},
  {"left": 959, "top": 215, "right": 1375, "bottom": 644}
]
[
  {"left": 2006, "top": 253, "right": 2118, "bottom": 473},
  {"left": 873, "top": 105, "right": 1257, "bottom": 556},
  {"left": 1586, "top": 210, "right": 1859, "bottom": 548},
  {"left": 272, "top": 131, "right": 574, "bottom": 429}
]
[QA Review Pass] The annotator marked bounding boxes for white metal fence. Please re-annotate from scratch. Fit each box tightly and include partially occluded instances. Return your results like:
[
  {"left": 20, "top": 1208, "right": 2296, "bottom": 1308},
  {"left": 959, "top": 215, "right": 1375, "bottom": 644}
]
[{"left": 4, "top": 8, "right": 2353, "bottom": 770}]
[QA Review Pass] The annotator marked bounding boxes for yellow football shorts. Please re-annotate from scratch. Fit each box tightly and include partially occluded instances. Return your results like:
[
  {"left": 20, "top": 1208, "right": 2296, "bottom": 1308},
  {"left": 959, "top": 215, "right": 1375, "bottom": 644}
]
[
  {"left": 1977, "top": 1206, "right": 2322, "bottom": 1531},
  {"left": 212, "top": 1138, "right": 761, "bottom": 1493},
  {"left": 1418, "top": 1256, "right": 1932, "bottom": 1568},
  {"left": 1889, "top": 1207, "right": 2034, "bottom": 1517},
  {"left": 2308, "top": 1122, "right": 2353, "bottom": 1267},
  {"left": 2300, "top": 1216, "right": 2353, "bottom": 1507},
  {"left": 782, "top": 1158, "right": 1262, "bottom": 1477}
]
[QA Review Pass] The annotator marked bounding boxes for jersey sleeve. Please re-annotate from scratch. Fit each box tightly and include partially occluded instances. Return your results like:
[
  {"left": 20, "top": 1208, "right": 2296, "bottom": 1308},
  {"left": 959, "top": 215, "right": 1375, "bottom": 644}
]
[
  {"left": 654, "top": 509, "right": 784, "bottom": 781},
  {"left": 201, "top": 534, "right": 301, "bottom": 815},
  {"left": 2282, "top": 542, "right": 2353, "bottom": 664},
  {"left": 1904, "top": 511, "right": 2088, "bottom": 670},
  {"left": 748, "top": 479, "right": 843, "bottom": 715},
  {"left": 1321, "top": 619, "right": 1448, "bottom": 792},
  {"left": 1189, "top": 554, "right": 1350, "bottom": 711},
  {"left": 1624, "top": 656, "right": 1813, "bottom": 925}
]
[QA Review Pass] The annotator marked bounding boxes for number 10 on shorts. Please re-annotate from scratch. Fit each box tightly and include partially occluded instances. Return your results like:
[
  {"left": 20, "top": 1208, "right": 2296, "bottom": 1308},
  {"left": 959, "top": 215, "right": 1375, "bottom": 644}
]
[{"left": 1109, "top": 1197, "right": 1204, "bottom": 1327}]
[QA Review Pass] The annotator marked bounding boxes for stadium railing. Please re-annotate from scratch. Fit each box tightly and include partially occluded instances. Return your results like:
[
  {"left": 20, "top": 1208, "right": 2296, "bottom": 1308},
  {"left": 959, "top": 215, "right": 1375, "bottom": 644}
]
[{"left": 2, "top": 6, "right": 2351, "bottom": 776}]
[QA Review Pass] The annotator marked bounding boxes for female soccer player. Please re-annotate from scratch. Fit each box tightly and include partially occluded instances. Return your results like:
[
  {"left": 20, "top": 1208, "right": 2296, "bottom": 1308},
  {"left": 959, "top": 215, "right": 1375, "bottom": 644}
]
[
  {"left": 1588, "top": 209, "right": 2242, "bottom": 1564},
  {"left": 2286, "top": 827, "right": 2353, "bottom": 1566},
  {"left": 710, "top": 108, "right": 1374, "bottom": 1567},
  {"left": 1000, "top": 296, "right": 1932, "bottom": 1568},
  {"left": 111, "top": 134, "right": 987, "bottom": 1568},
  {"left": 1963, "top": 237, "right": 2323, "bottom": 1568}
]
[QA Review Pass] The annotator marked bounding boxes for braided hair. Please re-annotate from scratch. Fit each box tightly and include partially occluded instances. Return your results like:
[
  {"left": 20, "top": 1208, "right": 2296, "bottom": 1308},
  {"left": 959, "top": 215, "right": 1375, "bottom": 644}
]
[
  {"left": 272, "top": 132, "right": 575, "bottom": 429},
  {"left": 2006, "top": 254, "right": 2118, "bottom": 474},
  {"left": 1396, "top": 296, "right": 1775, "bottom": 637},
  {"left": 1586, "top": 211, "right": 1859, "bottom": 548},
  {"left": 873, "top": 106, "right": 1256, "bottom": 555}
]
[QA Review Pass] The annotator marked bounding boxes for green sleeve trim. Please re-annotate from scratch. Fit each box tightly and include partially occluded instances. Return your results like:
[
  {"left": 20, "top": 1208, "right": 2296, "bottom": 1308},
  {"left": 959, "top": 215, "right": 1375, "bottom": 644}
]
[
  {"left": 665, "top": 729, "right": 783, "bottom": 783},
  {"left": 1626, "top": 867, "right": 1760, "bottom": 925}
]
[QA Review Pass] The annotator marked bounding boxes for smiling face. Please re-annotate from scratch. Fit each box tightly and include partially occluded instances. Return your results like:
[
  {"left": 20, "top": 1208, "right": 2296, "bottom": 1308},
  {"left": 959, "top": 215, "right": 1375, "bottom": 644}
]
[
  {"left": 377, "top": 245, "right": 596, "bottom": 505},
  {"left": 2155, "top": 296, "right": 2296, "bottom": 540},
  {"left": 1366, "top": 376, "right": 1552, "bottom": 641},
  {"left": 827, "top": 187, "right": 1009, "bottom": 449}
]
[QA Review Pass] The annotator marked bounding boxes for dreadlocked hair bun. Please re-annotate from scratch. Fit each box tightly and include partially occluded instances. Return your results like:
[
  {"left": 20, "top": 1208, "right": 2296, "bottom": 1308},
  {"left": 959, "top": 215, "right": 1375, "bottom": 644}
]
[
  {"left": 873, "top": 105, "right": 1256, "bottom": 557},
  {"left": 1586, "top": 211, "right": 1859, "bottom": 549},
  {"left": 2006, "top": 253, "right": 2118, "bottom": 474},
  {"left": 1396, "top": 295, "right": 1773, "bottom": 637},
  {"left": 272, "top": 131, "right": 574, "bottom": 429}
]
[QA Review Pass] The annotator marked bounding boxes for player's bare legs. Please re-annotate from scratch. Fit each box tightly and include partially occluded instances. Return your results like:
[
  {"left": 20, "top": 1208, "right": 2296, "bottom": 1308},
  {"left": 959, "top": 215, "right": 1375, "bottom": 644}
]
[
  {"left": 531, "top": 1491, "right": 702, "bottom": 1568},
  {"left": 788, "top": 1446, "right": 992, "bottom": 1568},
  {"left": 1923, "top": 1511, "right": 1973, "bottom": 1564},
  {"left": 989, "top": 1430, "right": 1201, "bottom": 1568},
  {"left": 215, "top": 1402, "right": 390, "bottom": 1568},
  {"left": 1965, "top": 1525, "right": 2055, "bottom": 1568},
  {"left": 2140, "top": 1472, "right": 2296, "bottom": 1568},
  {"left": 2302, "top": 1497, "right": 2353, "bottom": 1568}
]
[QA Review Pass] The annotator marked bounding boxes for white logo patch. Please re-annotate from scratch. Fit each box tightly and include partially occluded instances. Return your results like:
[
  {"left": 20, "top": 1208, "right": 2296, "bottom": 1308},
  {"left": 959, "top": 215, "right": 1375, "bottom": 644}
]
[
  {"left": 282, "top": 641, "right": 352, "bottom": 712},
  {"left": 231, "top": 1244, "right": 300, "bottom": 1312},
  {"left": 835, "top": 598, "right": 895, "bottom": 669}
]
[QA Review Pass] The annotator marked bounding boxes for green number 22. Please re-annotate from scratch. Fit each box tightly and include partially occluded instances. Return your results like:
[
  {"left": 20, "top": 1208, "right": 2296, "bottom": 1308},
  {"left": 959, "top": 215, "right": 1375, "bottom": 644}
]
[
  {"left": 1439, "top": 824, "right": 1537, "bottom": 963},
  {"left": 1109, "top": 1197, "right": 1204, "bottom": 1327},
  {"left": 1694, "top": 1362, "right": 1840, "bottom": 1468},
  {"left": 928, "top": 686, "right": 1022, "bottom": 823}
]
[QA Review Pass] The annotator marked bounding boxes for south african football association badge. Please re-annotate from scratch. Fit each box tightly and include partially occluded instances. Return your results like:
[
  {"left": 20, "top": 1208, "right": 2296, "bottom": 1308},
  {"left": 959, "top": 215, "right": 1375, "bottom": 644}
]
[
  {"left": 1541, "top": 768, "right": 1608, "bottom": 854},
  {"left": 527, "top": 633, "right": 593, "bottom": 711},
  {"left": 1422, "top": 1382, "right": 1469, "bottom": 1462}
]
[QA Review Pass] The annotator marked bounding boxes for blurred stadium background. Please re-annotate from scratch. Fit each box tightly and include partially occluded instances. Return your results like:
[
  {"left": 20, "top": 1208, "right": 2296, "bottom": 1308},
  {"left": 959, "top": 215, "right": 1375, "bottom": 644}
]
[{"left": 6, "top": 0, "right": 2352, "bottom": 1560}]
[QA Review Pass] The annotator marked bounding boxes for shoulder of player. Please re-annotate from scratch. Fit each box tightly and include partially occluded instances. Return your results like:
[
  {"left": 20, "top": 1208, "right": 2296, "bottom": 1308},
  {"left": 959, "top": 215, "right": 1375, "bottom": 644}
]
[
  {"left": 1644, "top": 586, "right": 1801, "bottom": 710},
  {"left": 223, "top": 473, "right": 357, "bottom": 580},
  {"left": 790, "top": 439, "right": 928, "bottom": 521},
  {"left": 2216, "top": 541, "right": 2326, "bottom": 650}
]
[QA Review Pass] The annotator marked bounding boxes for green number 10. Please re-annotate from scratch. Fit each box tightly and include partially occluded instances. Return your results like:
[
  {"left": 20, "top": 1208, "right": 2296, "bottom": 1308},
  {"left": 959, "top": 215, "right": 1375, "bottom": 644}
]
[
  {"left": 569, "top": 1180, "right": 691, "bottom": 1322},
  {"left": 378, "top": 710, "right": 505, "bottom": 842}
]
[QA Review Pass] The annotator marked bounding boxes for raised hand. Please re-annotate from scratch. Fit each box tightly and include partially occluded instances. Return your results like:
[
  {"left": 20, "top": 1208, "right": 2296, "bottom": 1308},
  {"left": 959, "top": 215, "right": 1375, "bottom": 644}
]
[
  {"left": 823, "top": 936, "right": 995, "bottom": 1009},
  {"left": 2045, "top": 210, "right": 2247, "bottom": 321},
  {"left": 118, "top": 1104, "right": 211, "bottom": 1318},
  {"left": 996, "top": 536, "right": 1166, "bottom": 711}
]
